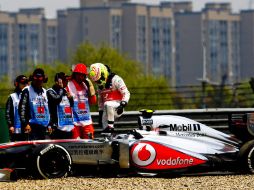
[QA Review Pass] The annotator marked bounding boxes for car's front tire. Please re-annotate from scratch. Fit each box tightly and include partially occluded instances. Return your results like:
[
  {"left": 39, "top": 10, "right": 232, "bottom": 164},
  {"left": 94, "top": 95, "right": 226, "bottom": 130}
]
[{"left": 31, "top": 144, "right": 72, "bottom": 179}]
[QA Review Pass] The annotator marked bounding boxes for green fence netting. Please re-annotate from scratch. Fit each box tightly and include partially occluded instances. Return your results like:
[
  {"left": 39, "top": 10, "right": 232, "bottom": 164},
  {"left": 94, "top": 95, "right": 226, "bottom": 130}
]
[{"left": 0, "top": 108, "right": 9, "bottom": 143}]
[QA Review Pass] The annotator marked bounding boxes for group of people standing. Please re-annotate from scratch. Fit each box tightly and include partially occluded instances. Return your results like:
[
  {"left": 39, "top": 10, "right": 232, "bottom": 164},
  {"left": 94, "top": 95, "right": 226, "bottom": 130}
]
[{"left": 5, "top": 63, "right": 130, "bottom": 141}]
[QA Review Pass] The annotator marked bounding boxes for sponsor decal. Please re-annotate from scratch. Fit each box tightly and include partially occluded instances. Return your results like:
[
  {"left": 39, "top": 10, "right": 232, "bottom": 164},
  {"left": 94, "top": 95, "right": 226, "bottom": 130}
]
[
  {"left": 131, "top": 141, "right": 206, "bottom": 170},
  {"left": 40, "top": 145, "right": 55, "bottom": 155},
  {"left": 156, "top": 157, "right": 193, "bottom": 165},
  {"left": 78, "top": 103, "right": 86, "bottom": 109},
  {"left": 168, "top": 124, "right": 201, "bottom": 131},
  {"left": 175, "top": 132, "right": 206, "bottom": 137},
  {"left": 132, "top": 143, "right": 156, "bottom": 166},
  {"left": 141, "top": 119, "right": 153, "bottom": 126},
  {"left": 68, "top": 144, "right": 104, "bottom": 149},
  {"left": 68, "top": 149, "right": 103, "bottom": 155},
  {"left": 37, "top": 106, "right": 45, "bottom": 114},
  {"left": 64, "top": 107, "right": 72, "bottom": 114},
  {"left": 36, "top": 115, "right": 46, "bottom": 118},
  {"left": 67, "top": 144, "right": 104, "bottom": 155}
]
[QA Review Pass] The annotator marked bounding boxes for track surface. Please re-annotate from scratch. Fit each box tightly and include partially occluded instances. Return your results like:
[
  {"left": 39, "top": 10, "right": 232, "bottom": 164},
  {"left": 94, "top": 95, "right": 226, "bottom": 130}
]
[{"left": 0, "top": 173, "right": 253, "bottom": 190}]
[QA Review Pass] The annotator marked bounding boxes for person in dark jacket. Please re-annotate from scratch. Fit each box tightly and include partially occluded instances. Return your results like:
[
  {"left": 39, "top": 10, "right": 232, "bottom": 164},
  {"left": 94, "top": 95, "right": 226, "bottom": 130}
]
[
  {"left": 18, "top": 68, "right": 50, "bottom": 140},
  {"left": 5, "top": 75, "right": 28, "bottom": 141},
  {"left": 47, "top": 72, "right": 74, "bottom": 139}
]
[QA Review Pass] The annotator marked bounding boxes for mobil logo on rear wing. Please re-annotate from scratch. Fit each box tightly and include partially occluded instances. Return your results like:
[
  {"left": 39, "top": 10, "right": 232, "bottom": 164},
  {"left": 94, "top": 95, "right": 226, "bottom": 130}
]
[{"left": 159, "top": 123, "right": 201, "bottom": 132}]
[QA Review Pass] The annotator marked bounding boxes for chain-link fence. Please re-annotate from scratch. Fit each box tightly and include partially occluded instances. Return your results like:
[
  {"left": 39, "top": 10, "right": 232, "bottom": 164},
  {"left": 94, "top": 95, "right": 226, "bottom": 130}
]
[
  {"left": 126, "top": 83, "right": 254, "bottom": 110},
  {"left": 0, "top": 83, "right": 253, "bottom": 109}
]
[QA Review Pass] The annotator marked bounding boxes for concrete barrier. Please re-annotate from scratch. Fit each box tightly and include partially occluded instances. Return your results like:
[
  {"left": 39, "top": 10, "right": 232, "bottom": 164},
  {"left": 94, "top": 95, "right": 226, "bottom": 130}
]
[{"left": 91, "top": 108, "right": 254, "bottom": 132}]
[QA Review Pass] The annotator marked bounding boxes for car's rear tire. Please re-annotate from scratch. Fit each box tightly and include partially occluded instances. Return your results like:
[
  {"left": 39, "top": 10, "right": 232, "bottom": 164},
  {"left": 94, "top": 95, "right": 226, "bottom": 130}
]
[
  {"left": 238, "top": 140, "right": 254, "bottom": 173},
  {"left": 31, "top": 144, "right": 72, "bottom": 179}
]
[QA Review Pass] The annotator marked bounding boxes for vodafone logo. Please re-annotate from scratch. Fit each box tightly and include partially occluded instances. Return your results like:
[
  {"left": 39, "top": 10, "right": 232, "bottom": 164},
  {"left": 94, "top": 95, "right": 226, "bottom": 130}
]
[
  {"left": 131, "top": 141, "right": 207, "bottom": 170},
  {"left": 132, "top": 143, "right": 156, "bottom": 166}
]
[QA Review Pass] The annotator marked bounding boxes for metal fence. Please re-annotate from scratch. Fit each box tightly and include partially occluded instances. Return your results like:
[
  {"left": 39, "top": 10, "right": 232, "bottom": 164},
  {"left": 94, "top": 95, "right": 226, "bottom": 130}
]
[{"left": 0, "top": 83, "right": 253, "bottom": 110}]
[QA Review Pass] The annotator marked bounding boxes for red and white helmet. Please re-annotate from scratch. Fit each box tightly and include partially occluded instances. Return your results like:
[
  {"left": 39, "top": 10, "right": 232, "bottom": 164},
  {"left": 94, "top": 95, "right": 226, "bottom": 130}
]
[{"left": 72, "top": 63, "right": 88, "bottom": 74}]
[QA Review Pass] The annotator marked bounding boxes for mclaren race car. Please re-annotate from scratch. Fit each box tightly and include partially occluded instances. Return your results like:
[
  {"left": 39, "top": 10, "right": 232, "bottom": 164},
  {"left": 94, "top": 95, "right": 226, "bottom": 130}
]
[{"left": 1, "top": 110, "right": 254, "bottom": 180}]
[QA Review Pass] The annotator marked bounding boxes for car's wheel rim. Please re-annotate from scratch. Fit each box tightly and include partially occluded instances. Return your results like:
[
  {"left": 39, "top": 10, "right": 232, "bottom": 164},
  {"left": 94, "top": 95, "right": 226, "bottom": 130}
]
[
  {"left": 247, "top": 147, "right": 254, "bottom": 173},
  {"left": 37, "top": 147, "right": 71, "bottom": 178}
]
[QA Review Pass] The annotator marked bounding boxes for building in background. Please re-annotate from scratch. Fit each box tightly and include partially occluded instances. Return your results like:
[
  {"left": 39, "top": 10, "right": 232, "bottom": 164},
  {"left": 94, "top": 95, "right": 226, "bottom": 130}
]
[
  {"left": 0, "top": 8, "right": 57, "bottom": 80},
  {"left": 0, "top": 11, "right": 14, "bottom": 78},
  {"left": 58, "top": 0, "right": 177, "bottom": 86},
  {"left": 174, "top": 3, "right": 240, "bottom": 86},
  {"left": 80, "top": 0, "right": 130, "bottom": 7},
  {"left": 58, "top": 6, "right": 122, "bottom": 62},
  {"left": 240, "top": 10, "right": 254, "bottom": 81},
  {"left": 58, "top": 0, "right": 242, "bottom": 87},
  {"left": 14, "top": 9, "right": 44, "bottom": 74},
  {"left": 0, "top": 1, "right": 252, "bottom": 87},
  {"left": 122, "top": 3, "right": 175, "bottom": 85},
  {"left": 42, "top": 18, "right": 58, "bottom": 65}
]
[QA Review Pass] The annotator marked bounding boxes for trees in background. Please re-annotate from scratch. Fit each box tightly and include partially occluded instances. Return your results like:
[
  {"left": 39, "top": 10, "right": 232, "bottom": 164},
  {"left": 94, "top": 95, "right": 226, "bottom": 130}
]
[
  {"left": 0, "top": 43, "right": 253, "bottom": 110},
  {"left": 0, "top": 43, "right": 174, "bottom": 111},
  {"left": 73, "top": 43, "right": 174, "bottom": 111}
]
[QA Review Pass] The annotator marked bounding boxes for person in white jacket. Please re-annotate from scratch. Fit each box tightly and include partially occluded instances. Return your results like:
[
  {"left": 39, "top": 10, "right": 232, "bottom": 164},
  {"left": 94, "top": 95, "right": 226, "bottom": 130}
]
[{"left": 89, "top": 63, "right": 130, "bottom": 132}]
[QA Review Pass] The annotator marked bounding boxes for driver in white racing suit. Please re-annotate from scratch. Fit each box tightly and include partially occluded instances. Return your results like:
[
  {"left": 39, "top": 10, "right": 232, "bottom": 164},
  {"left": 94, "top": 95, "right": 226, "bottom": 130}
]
[{"left": 89, "top": 63, "right": 130, "bottom": 133}]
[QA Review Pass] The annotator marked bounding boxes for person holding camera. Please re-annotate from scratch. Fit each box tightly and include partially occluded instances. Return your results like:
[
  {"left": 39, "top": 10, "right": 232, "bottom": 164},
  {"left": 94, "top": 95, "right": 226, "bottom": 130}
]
[
  {"left": 47, "top": 72, "right": 74, "bottom": 139},
  {"left": 89, "top": 63, "right": 130, "bottom": 133},
  {"left": 18, "top": 68, "right": 50, "bottom": 140}
]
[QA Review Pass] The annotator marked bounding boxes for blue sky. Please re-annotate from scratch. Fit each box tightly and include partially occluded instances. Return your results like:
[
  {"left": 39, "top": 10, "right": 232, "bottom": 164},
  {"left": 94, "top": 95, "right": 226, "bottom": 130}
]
[{"left": 0, "top": 0, "right": 250, "bottom": 18}]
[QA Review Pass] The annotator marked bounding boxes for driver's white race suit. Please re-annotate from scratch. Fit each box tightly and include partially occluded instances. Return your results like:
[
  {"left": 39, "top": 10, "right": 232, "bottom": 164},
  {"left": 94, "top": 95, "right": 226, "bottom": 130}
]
[{"left": 98, "top": 74, "right": 130, "bottom": 130}]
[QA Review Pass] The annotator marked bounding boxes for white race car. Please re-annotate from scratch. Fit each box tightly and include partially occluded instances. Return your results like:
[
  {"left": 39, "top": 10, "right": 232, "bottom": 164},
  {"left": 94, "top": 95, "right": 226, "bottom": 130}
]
[{"left": 0, "top": 110, "right": 254, "bottom": 180}]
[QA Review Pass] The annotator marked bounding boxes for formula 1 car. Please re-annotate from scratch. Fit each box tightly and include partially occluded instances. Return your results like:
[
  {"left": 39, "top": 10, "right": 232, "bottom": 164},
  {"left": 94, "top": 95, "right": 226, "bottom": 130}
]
[{"left": 1, "top": 110, "right": 254, "bottom": 181}]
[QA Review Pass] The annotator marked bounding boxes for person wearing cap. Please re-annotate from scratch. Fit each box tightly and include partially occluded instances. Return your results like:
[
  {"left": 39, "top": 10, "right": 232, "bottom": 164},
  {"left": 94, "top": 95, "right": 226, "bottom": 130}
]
[
  {"left": 89, "top": 63, "right": 130, "bottom": 133},
  {"left": 5, "top": 75, "right": 29, "bottom": 141},
  {"left": 18, "top": 68, "right": 50, "bottom": 140},
  {"left": 66, "top": 63, "right": 96, "bottom": 139},
  {"left": 47, "top": 72, "right": 74, "bottom": 139}
]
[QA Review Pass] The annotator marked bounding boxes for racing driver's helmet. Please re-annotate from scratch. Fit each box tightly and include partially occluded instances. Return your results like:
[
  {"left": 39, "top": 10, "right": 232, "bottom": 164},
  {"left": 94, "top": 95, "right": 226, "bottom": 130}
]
[{"left": 89, "top": 63, "right": 109, "bottom": 86}]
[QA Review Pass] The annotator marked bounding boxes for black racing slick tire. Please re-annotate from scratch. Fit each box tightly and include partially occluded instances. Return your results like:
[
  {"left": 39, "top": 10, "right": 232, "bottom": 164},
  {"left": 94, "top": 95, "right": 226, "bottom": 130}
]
[
  {"left": 31, "top": 144, "right": 72, "bottom": 179},
  {"left": 238, "top": 140, "right": 254, "bottom": 174}
]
